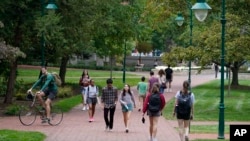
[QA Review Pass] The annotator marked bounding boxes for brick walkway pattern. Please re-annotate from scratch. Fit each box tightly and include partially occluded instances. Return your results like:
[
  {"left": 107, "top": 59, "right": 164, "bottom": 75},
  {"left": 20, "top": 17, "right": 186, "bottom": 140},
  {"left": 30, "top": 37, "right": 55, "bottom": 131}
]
[{"left": 1, "top": 70, "right": 245, "bottom": 141}]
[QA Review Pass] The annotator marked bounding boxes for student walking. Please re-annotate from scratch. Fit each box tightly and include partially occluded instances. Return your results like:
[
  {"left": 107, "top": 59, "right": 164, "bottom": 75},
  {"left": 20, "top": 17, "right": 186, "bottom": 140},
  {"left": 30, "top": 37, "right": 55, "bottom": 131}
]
[
  {"left": 101, "top": 78, "right": 118, "bottom": 131},
  {"left": 85, "top": 79, "right": 99, "bottom": 122},
  {"left": 173, "top": 80, "right": 195, "bottom": 141},
  {"left": 119, "top": 84, "right": 136, "bottom": 133},
  {"left": 165, "top": 65, "right": 173, "bottom": 92},
  {"left": 148, "top": 71, "right": 159, "bottom": 93},
  {"left": 158, "top": 69, "right": 166, "bottom": 94},
  {"left": 79, "top": 69, "right": 90, "bottom": 111},
  {"left": 137, "top": 76, "right": 148, "bottom": 112},
  {"left": 142, "top": 83, "right": 166, "bottom": 141}
]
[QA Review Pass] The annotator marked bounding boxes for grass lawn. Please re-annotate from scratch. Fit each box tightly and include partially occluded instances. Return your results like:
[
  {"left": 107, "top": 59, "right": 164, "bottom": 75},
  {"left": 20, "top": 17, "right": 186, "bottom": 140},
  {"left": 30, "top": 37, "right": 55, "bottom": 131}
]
[
  {"left": 164, "top": 79, "right": 250, "bottom": 121},
  {"left": 0, "top": 129, "right": 46, "bottom": 141}
]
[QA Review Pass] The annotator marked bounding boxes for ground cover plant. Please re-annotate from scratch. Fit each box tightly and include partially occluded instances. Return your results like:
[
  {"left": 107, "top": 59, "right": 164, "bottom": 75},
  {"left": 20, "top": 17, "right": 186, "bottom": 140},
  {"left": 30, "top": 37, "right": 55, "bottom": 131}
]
[{"left": 0, "top": 129, "right": 46, "bottom": 141}]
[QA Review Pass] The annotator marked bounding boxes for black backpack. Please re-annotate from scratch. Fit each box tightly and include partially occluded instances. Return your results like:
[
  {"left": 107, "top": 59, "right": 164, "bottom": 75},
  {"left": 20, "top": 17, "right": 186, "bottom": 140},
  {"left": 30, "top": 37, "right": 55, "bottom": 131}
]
[
  {"left": 148, "top": 93, "right": 161, "bottom": 113},
  {"left": 176, "top": 91, "right": 191, "bottom": 115}
]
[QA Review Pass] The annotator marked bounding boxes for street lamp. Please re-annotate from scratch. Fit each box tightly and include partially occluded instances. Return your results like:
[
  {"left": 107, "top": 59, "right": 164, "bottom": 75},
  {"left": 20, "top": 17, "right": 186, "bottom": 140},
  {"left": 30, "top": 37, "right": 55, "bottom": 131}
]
[
  {"left": 123, "top": 39, "right": 127, "bottom": 84},
  {"left": 175, "top": 0, "right": 211, "bottom": 90},
  {"left": 41, "top": 0, "right": 58, "bottom": 67},
  {"left": 218, "top": 0, "right": 226, "bottom": 139}
]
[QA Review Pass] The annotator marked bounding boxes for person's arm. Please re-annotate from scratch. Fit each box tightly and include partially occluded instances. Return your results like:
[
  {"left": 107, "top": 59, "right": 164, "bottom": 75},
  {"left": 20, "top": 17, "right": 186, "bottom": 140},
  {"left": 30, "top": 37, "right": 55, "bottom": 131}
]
[
  {"left": 190, "top": 93, "right": 195, "bottom": 119},
  {"left": 101, "top": 88, "right": 105, "bottom": 109},
  {"left": 115, "top": 88, "right": 118, "bottom": 105},
  {"left": 160, "top": 94, "right": 166, "bottom": 110},
  {"left": 142, "top": 95, "right": 149, "bottom": 114},
  {"left": 29, "top": 76, "right": 42, "bottom": 91},
  {"left": 173, "top": 92, "right": 179, "bottom": 116}
]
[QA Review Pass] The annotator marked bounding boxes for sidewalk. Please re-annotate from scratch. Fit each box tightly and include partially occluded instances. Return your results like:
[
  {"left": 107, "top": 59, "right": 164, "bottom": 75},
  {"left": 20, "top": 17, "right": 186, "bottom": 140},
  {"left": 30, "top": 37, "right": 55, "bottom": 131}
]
[{"left": 0, "top": 72, "right": 230, "bottom": 141}]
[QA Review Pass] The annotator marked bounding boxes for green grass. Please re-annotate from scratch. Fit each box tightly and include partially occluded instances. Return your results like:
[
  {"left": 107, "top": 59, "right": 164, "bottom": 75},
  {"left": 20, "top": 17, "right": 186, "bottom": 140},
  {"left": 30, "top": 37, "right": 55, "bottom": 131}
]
[
  {"left": 190, "top": 125, "right": 229, "bottom": 134},
  {"left": 0, "top": 129, "right": 46, "bottom": 141},
  {"left": 164, "top": 79, "right": 250, "bottom": 121}
]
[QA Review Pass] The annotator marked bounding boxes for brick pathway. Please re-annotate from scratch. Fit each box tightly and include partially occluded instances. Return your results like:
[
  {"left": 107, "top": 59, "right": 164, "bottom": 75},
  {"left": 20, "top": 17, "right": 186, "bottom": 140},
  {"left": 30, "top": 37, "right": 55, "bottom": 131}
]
[{"left": 0, "top": 70, "right": 243, "bottom": 141}]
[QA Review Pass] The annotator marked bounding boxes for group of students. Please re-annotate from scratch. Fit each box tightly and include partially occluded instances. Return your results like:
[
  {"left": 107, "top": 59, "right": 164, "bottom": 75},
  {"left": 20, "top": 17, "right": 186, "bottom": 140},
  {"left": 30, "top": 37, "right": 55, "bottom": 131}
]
[{"left": 78, "top": 68, "right": 194, "bottom": 141}]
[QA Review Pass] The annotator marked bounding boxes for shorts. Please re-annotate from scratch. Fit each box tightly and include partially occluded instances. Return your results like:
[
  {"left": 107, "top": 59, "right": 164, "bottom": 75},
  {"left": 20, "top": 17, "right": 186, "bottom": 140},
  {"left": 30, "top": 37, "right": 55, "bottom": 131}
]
[
  {"left": 177, "top": 112, "right": 191, "bottom": 120},
  {"left": 147, "top": 110, "right": 161, "bottom": 117},
  {"left": 121, "top": 103, "right": 133, "bottom": 112},
  {"left": 87, "top": 97, "right": 97, "bottom": 105},
  {"left": 166, "top": 79, "right": 172, "bottom": 83},
  {"left": 43, "top": 89, "right": 57, "bottom": 100}
]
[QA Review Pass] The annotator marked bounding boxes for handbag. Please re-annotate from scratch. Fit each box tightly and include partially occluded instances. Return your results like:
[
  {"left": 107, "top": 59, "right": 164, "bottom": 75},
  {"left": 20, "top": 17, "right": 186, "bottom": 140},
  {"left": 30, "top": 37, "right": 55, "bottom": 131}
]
[{"left": 161, "top": 82, "right": 166, "bottom": 89}]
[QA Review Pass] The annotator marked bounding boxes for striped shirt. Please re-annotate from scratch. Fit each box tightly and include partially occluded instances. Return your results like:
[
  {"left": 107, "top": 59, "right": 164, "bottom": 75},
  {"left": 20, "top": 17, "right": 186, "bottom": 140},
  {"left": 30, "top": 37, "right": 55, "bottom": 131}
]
[{"left": 101, "top": 86, "right": 118, "bottom": 108}]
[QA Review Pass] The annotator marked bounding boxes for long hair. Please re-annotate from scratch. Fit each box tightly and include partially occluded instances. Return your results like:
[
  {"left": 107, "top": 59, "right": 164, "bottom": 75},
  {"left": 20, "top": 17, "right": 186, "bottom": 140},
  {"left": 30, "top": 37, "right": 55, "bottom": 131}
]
[
  {"left": 151, "top": 82, "right": 160, "bottom": 94},
  {"left": 122, "top": 84, "right": 132, "bottom": 97},
  {"left": 81, "top": 69, "right": 89, "bottom": 79}
]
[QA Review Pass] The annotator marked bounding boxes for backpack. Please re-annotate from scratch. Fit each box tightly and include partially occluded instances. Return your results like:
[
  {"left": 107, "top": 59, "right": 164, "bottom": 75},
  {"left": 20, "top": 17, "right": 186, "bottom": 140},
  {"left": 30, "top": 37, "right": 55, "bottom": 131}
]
[
  {"left": 176, "top": 91, "right": 191, "bottom": 115},
  {"left": 148, "top": 93, "right": 161, "bottom": 113},
  {"left": 51, "top": 72, "right": 62, "bottom": 86}
]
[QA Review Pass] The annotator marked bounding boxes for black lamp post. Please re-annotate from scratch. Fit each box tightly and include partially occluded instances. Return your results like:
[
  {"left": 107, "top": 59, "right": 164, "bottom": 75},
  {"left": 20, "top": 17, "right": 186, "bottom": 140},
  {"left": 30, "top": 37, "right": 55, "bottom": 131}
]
[
  {"left": 217, "top": 0, "right": 226, "bottom": 139},
  {"left": 41, "top": 0, "right": 58, "bottom": 67},
  {"left": 175, "top": 0, "right": 211, "bottom": 90}
]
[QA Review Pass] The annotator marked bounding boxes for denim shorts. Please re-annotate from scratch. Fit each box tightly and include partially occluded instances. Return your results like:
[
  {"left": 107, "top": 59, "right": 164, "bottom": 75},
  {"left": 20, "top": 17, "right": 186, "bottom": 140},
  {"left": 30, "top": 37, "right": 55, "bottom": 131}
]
[{"left": 121, "top": 103, "right": 133, "bottom": 112}]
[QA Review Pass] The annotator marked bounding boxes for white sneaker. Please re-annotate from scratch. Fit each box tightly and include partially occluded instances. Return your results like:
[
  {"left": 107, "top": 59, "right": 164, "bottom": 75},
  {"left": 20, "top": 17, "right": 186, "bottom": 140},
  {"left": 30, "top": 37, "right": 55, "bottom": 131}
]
[
  {"left": 86, "top": 106, "right": 89, "bottom": 110},
  {"left": 82, "top": 106, "right": 86, "bottom": 111}
]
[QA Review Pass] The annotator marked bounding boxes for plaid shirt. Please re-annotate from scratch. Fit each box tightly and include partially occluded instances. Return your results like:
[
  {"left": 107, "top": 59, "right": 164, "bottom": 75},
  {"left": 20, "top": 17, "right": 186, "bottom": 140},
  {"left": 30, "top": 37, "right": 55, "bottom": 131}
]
[{"left": 101, "top": 86, "right": 118, "bottom": 108}]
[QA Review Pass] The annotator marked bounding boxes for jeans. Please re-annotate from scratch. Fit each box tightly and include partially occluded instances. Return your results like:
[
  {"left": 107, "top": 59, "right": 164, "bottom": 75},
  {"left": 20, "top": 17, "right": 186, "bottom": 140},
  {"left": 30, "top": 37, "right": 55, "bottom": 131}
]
[{"left": 104, "top": 106, "right": 116, "bottom": 129}]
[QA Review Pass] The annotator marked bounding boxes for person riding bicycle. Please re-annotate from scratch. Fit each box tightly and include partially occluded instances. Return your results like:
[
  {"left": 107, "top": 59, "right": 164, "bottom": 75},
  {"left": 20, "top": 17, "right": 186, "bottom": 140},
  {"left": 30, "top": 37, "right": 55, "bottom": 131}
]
[{"left": 28, "top": 67, "right": 58, "bottom": 123}]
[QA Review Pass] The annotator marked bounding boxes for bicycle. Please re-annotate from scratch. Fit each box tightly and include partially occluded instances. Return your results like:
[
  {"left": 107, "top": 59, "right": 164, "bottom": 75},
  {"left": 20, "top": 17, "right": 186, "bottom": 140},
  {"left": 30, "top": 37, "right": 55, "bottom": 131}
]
[{"left": 19, "top": 91, "right": 63, "bottom": 126}]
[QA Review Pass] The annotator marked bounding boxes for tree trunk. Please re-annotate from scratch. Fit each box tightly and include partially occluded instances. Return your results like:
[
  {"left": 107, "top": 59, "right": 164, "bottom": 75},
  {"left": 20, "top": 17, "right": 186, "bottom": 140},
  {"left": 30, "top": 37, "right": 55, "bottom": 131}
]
[
  {"left": 4, "top": 60, "right": 17, "bottom": 104},
  {"left": 59, "top": 55, "right": 69, "bottom": 87},
  {"left": 231, "top": 65, "right": 239, "bottom": 86}
]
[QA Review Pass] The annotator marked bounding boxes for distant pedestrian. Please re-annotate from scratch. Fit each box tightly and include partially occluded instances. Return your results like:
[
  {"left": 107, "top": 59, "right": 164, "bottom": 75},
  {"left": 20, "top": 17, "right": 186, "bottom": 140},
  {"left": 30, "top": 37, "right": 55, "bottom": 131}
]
[
  {"left": 158, "top": 69, "right": 166, "bottom": 94},
  {"left": 165, "top": 65, "right": 173, "bottom": 92},
  {"left": 148, "top": 71, "right": 159, "bottom": 92},
  {"left": 137, "top": 76, "right": 148, "bottom": 112},
  {"left": 154, "top": 59, "right": 158, "bottom": 67},
  {"left": 79, "top": 69, "right": 90, "bottom": 111},
  {"left": 85, "top": 79, "right": 99, "bottom": 122},
  {"left": 119, "top": 84, "right": 136, "bottom": 133},
  {"left": 214, "top": 64, "right": 219, "bottom": 78},
  {"left": 142, "top": 83, "right": 166, "bottom": 141},
  {"left": 101, "top": 78, "right": 118, "bottom": 131},
  {"left": 173, "top": 80, "right": 195, "bottom": 141}
]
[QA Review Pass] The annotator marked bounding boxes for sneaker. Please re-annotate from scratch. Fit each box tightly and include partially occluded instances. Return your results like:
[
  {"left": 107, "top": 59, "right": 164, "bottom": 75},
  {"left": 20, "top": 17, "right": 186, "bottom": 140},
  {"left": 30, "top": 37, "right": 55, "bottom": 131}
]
[
  {"left": 109, "top": 129, "right": 113, "bottom": 132},
  {"left": 82, "top": 106, "right": 86, "bottom": 111},
  {"left": 86, "top": 106, "right": 89, "bottom": 110},
  {"left": 91, "top": 118, "right": 94, "bottom": 122},
  {"left": 138, "top": 108, "right": 141, "bottom": 112},
  {"left": 166, "top": 89, "right": 169, "bottom": 92},
  {"left": 41, "top": 118, "right": 50, "bottom": 124},
  {"left": 89, "top": 118, "right": 92, "bottom": 122},
  {"left": 125, "top": 129, "right": 129, "bottom": 133},
  {"left": 185, "top": 136, "right": 189, "bottom": 141}
]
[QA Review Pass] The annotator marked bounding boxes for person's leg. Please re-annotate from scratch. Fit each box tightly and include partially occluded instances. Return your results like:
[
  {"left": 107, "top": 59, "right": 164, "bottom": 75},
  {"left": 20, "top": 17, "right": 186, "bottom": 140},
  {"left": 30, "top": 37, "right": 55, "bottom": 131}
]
[
  {"left": 103, "top": 108, "right": 109, "bottom": 130},
  {"left": 88, "top": 102, "right": 93, "bottom": 121},
  {"left": 152, "top": 116, "right": 159, "bottom": 139},
  {"left": 169, "top": 81, "right": 172, "bottom": 92},
  {"left": 178, "top": 119, "right": 185, "bottom": 141},
  {"left": 183, "top": 120, "right": 190, "bottom": 141},
  {"left": 138, "top": 96, "right": 142, "bottom": 111},
  {"left": 45, "top": 98, "right": 52, "bottom": 118},
  {"left": 149, "top": 116, "right": 154, "bottom": 140},
  {"left": 109, "top": 106, "right": 116, "bottom": 130},
  {"left": 84, "top": 93, "right": 88, "bottom": 110},
  {"left": 37, "top": 92, "right": 46, "bottom": 108},
  {"left": 92, "top": 103, "right": 96, "bottom": 120}
]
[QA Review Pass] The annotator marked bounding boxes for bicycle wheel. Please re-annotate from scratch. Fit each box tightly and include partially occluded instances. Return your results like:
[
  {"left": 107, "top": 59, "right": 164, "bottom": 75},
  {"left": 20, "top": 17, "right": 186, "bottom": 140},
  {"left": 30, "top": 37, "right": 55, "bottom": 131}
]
[
  {"left": 19, "top": 106, "right": 37, "bottom": 126},
  {"left": 48, "top": 106, "right": 63, "bottom": 126}
]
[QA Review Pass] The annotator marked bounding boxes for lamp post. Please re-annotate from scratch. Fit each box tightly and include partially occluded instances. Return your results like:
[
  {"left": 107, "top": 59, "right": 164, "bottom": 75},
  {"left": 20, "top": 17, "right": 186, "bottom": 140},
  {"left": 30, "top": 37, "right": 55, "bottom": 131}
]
[
  {"left": 217, "top": 0, "right": 226, "bottom": 139},
  {"left": 123, "top": 39, "right": 127, "bottom": 84},
  {"left": 175, "top": 0, "right": 211, "bottom": 90},
  {"left": 41, "top": 0, "right": 58, "bottom": 67}
]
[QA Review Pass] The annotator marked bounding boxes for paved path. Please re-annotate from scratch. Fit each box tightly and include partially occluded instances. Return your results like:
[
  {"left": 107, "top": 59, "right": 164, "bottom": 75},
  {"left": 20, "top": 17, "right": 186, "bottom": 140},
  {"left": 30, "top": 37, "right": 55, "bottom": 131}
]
[{"left": 0, "top": 71, "right": 240, "bottom": 141}]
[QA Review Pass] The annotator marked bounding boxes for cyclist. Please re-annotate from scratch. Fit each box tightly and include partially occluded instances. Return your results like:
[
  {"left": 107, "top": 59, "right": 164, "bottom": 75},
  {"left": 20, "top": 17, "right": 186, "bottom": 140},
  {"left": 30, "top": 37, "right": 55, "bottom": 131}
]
[{"left": 28, "top": 67, "right": 58, "bottom": 123}]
